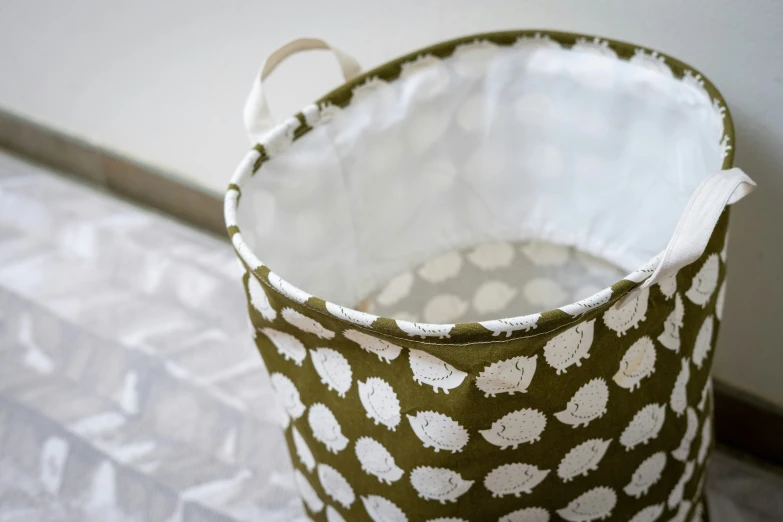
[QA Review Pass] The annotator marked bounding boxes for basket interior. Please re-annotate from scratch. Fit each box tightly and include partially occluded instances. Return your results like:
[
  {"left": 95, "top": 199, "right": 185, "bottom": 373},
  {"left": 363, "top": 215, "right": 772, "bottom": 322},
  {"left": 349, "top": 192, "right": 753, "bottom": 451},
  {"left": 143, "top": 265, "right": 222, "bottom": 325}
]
[{"left": 236, "top": 40, "right": 725, "bottom": 315}]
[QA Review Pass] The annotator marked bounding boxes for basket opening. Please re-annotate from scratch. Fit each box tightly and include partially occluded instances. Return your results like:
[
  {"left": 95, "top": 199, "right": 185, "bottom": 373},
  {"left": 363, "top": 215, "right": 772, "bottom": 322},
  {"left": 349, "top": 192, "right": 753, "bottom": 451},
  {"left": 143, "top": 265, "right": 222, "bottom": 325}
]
[{"left": 236, "top": 41, "right": 725, "bottom": 313}]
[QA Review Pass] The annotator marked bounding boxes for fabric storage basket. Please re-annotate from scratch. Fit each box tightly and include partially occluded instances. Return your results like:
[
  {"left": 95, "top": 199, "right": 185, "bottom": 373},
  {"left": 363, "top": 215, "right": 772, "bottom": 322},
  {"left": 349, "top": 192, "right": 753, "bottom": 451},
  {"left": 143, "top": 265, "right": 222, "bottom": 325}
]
[{"left": 225, "top": 31, "right": 756, "bottom": 522}]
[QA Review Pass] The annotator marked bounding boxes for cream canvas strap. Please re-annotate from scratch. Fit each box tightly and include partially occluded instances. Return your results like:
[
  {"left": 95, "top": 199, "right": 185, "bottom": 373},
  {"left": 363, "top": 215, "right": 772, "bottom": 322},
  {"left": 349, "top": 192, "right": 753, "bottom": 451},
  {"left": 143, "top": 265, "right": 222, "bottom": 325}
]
[
  {"left": 243, "top": 38, "right": 362, "bottom": 143},
  {"left": 642, "top": 167, "right": 756, "bottom": 289}
]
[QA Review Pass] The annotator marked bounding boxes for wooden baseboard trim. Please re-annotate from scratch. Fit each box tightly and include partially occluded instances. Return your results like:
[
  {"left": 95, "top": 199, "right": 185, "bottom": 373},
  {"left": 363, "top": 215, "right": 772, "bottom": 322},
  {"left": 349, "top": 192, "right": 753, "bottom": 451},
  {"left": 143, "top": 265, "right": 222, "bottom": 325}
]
[
  {"left": 0, "top": 107, "right": 225, "bottom": 237},
  {"left": 3, "top": 104, "right": 782, "bottom": 469},
  {"left": 713, "top": 381, "right": 783, "bottom": 468}
]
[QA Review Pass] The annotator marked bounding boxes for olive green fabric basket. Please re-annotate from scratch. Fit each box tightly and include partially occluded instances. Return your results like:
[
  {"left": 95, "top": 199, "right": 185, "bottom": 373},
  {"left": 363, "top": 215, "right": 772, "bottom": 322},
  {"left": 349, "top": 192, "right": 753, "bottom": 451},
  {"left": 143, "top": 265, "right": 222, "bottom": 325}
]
[{"left": 224, "top": 31, "right": 756, "bottom": 522}]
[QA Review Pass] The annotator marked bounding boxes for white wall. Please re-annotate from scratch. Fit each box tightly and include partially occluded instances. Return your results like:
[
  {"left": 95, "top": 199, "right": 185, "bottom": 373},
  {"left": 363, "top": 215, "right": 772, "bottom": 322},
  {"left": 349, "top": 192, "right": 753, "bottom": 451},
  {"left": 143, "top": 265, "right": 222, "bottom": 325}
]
[{"left": 1, "top": 0, "right": 782, "bottom": 405}]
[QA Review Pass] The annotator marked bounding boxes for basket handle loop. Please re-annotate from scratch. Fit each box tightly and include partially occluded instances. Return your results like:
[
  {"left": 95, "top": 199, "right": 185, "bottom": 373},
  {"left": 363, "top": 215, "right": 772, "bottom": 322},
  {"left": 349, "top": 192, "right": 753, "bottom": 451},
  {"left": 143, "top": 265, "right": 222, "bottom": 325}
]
[
  {"left": 243, "top": 38, "right": 362, "bottom": 144},
  {"left": 640, "top": 167, "right": 756, "bottom": 289}
]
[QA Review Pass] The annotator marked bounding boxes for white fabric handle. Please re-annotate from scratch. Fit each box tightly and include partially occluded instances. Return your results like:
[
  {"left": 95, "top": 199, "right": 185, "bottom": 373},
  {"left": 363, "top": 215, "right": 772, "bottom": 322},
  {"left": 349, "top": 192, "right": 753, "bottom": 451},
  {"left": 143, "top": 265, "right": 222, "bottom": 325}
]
[
  {"left": 641, "top": 167, "right": 756, "bottom": 289},
  {"left": 243, "top": 38, "right": 362, "bottom": 144}
]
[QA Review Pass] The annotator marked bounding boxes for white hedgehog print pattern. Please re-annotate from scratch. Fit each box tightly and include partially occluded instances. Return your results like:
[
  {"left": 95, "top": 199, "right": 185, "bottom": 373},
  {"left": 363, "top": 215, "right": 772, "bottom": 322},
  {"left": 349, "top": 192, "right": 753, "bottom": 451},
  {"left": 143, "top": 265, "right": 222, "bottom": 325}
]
[
  {"left": 480, "top": 408, "right": 547, "bottom": 449},
  {"left": 555, "top": 378, "right": 609, "bottom": 428},
  {"left": 261, "top": 328, "right": 306, "bottom": 366},
  {"left": 557, "top": 439, "right": 612, "bottom": 482},
  {"left": 410, "top": 467, "right": 474, "bottom": 503},
  {"left": 407, "top": 411, "right": 469, "bottom": 453},
  {"left": 613, "top": 336, "right": 656, "bottom": 391},
  {"left": 603, "top": 287, "right": 649, "bottom": 336},
  {"left": 672, "top": 408, "right": 699, "bottom": 462},
  {"left": 282, "top": 307, "right": 335, "bottom": 339},
  {"left": 247, "top": 274, "right": 277, "bottom": 321},
  {"left": 686, "top": 254, "right": 720, "bottom": 307},
  {"left": 499, "top": 507, "right": 550, "bottom": 522},
  {"left": 476, "top": 355, "right": 537, "bottom": 397},
  {"left": 310, "top": 348, "right": 352, "bottom": 397},
  {"left": 355, "top": 437, "right": 404, "bottom": 484},
  {"left": 243, "top": 210, "right": 728, "bottom": 519},
  {"left": 657, "top": 294, "right": 685, "bottom": 352},
  {"left": 543, "top": 320, "right": 595, "bottom": 374},
  {"left": 361, "top": 495, "right": 408, "bottom": 522},
  {"left": 624, "top": 452, "right": 666, "bottom": 498},
  {"left": 308, "top": 403, "right": 349, "bottom": 454},
  {"left": 318, "top": 464, "right": 356, "bottom": 509},
  {"left": 358, "top": 378, "right": 401, "bottom": 430},
  {"left": 484, "top": 463, "right": 550, "bottom": 497},
  {"left": 408, "top": 349, "right": 467, "bottom": 393},
  {"left": 557, "top": 486, "right": 617, "bottom": 521},
  {"left": 620, "top": 404, "right": 666, "bottom": 451},
  {"left": 343, "top": 329, "right": 402, "bottom": 362}
]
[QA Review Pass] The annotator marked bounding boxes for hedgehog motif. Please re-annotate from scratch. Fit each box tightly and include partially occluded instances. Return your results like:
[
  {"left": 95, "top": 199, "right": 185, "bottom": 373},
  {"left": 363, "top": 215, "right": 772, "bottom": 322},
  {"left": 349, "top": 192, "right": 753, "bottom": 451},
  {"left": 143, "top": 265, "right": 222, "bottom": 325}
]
[
  {"left": 692, "top": 316, "right": 715, "bottom": 369},
  {"left": 282, "top": 307, "right": 335, "bottom": 339},
  {"left": 657, "top": 294, "right": 685, "bottom": 352},
  {"left": 358, "top": 378, "right": 401, "bottom": 430},
  {"left": 657, "top": 273, "right": 678, "bottom": 300},
  {"left": 716, "top": 281, "right": 727, "bottom": 321},
  {"left": 555, "top": 378, "right": 609, "bottom": 428},
  {"left": 318, "top": 464, "right": 355, "bottom": 510},
  {"left": 261, "top": 328, "right": 307, "bottom": 366},
  {"left": 417, "top": 251, "right": 463, "bottom": 283},
  {"left": 396, "top": 321, "right": 454, "bottom": 339},
  {"left": 499, "top": 507, "right": 551, "bottom": 522},
  {"left": 408, "top": 349, "right": 467, "bottom": 393},
  {"left": 410, "top": 466, "right": 474, "bottom": 504},
  {"left": 479, "top": 408, "right": 547, "bottom": 449},
  {"left": 603, "top": 287, "right": 649, "bottom": 336},
  {"left": 620, "top": 404, "right": 666, "bottom": 451},
  {"left": 479, "top": 314, "right": 541, "bottom": 337},
  {"left": 613, "top": 336, "right": 656, "bottom": 391},
  {"left": 467, "top": 242, "right": 516, "bottom": 270},
  {"left": 294, "top": 470, "right": 324, "bottom": 513},
  {"left": 361, "top": 495, "right": 408, "bottom": 522},
  {"left": 476, "top": 355, "right": 538, "bottom": 397},
  {"left": 670, "top": 359, "right": 690, "bottom": 417},
  {"left": 557, "top": 439, "right": 612, "bottom": 482},
  {"left": 698, "top": 379, "right": 712, "bottom": 411},
  {"left": 375, "top": 271, "right": 414, "bottom": 306},
  {"left": 269, "top": 372, "right": 305, "bottom": 420},
  {"left": 669, "top": 501, "right": 692, "bottom": 522},
  {"left": 268, "top": 271, "right": 311, "bottom": 304},
  {"left": 697, "top": 417, "right": 712, "bottom": 465},
  {"left": 325, "top": 506, "right": 347, "bottom": 522},
  {"left": 325, "top": 301, "right": 378, "bottom": 327},
  {"left": 667, "top": 461, "right": 695, "bottom": 509},
  {"left": 472, "top": 281, "right": 518, "bottom": 315},
  {"left": 671, "top": 408, "right": 698, "bottom": 463},
  {"left": 423, "top": 294, "right": 468, "bottom": 324},
  {"left": 556, "top": 486, "right": 617, "bottom": 521},
  {"left": 310, "top": 348, "right": 352, "bottom": 398},
  {"left": 407, "top": 411, "right": 469, "bottom": 453},
  {"left": 521, "top": 240, "right": 570, "bottom": 266},
  {"left": 559, "top": 288, "right": 613, "bottom": 316},
  {"left": 355, "top": 437, "right": 404, "bottom": 484},
  {"left": 308, "top": 403, "right": 349, "bottom": 454},
  {"left": 628, "top": 503, "right": 664, "bottom": 522},
  {"left": 484, "top": 463, "right": 550, "bottom": 498},
  {"left": 291, "top": 426, "right": 315, "bottom": 472},
  {"left": 343, "top": 329, "right": 403, "bottom": 363},
  {"left": 623, "top": 452, "right": 666, "bottom": 498},
  {"left": 247, "top": 275, "right": 277, "bottom": 321},
  {"left": 685, "top": 254, "right": 720, "bottom": 307},
  {"left": 543, "top": 320, "right": 595, "bottom": 374}
]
